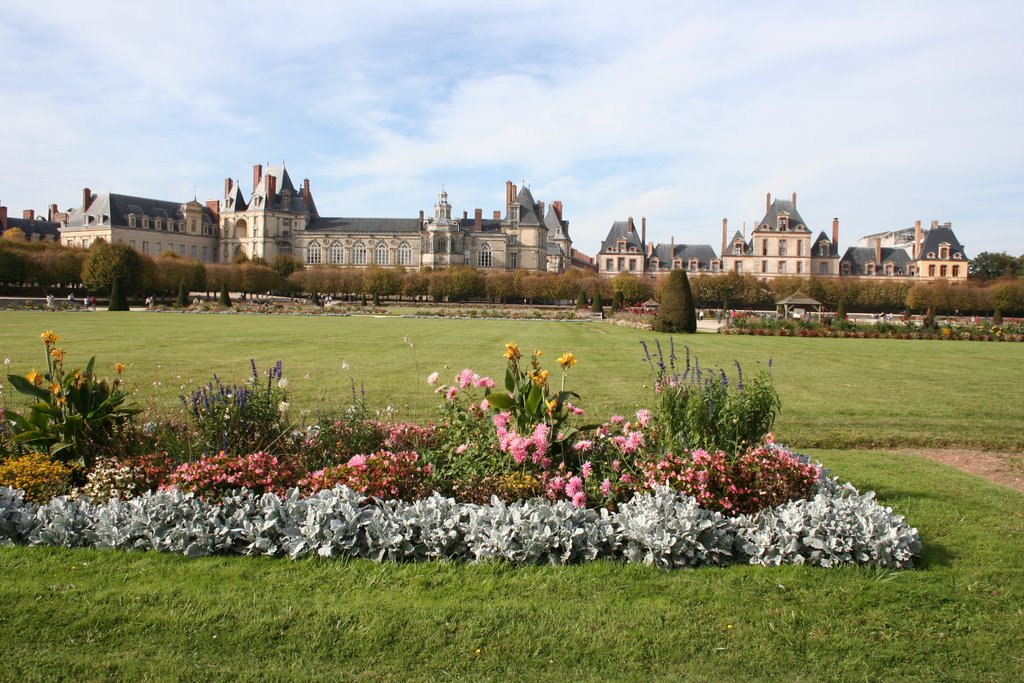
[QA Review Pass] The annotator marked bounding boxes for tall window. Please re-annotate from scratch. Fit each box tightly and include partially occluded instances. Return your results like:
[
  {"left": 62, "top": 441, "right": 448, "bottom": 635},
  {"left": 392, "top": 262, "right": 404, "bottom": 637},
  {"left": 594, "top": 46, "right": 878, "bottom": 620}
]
[
  {"left": 352, "top": 241, "right": 367, "bottom": 265},
  {"left": 952, "top": 265, "right": 960, "bottom": 278},
  {"left": 307, "top": 241, "right": 322, "bottom": 265},
  {"left": 819, "top": 262, "right": 829, "bottom": 275},
  {"left": 327, "top": 241, "right": 343, "bottom": 265},
  {"left": 778, "top": 216, "right": 789, "bottom": 231},
  {"left": 761, "top": 240, "right": 768, "bottom": 256},
  {"left": 509, "top": 252, "right": 518, "bottom": 269},
  {"left": 398, "top": 242, "right": 412, "bottom": 266},
  {"left": 778, "top": 240, "right": 787, "bottom": 257},
  {"left": 478, "top": 243, "right": 493, "bottom": 268},
  {"left": 375, "top": 242, "right": 389, "bottom": 265},
  {"left": 778, "top": 261, "right": 786, "bottom": 274},
  {"left": 797, "top": 240, "right": 804, "bottom": 257}
]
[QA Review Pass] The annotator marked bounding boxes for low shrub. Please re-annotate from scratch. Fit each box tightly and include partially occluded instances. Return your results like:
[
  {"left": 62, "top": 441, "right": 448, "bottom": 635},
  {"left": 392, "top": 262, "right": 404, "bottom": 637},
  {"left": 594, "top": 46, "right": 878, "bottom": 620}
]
[
  {"left": 163, "top": 451, "right": 302, "bottom": 501},
  {"left": 300, "top": 450, "right": 433, "bottom": 501},
  {"left": 0, "top": 452, "right": 75, "bottom": 503}
]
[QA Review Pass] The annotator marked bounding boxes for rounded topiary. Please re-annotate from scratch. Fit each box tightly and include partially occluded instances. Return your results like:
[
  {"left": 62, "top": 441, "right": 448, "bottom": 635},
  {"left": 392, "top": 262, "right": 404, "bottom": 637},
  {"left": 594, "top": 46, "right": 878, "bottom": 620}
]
[
  {"left": 576, "top": 290, "right": 587, "bottom": 309},
  {"left": 219, "top": 281, "right": 232, "bottom": 307},
  {"left": 655, "top": 269, "right": 697, "bottom": 333},
  {"left": 611, "top": 290, "right": 624, "bottom": 313},
  {"left": 108, "top": 277, "right": 129, "bottom": 311},
  {"left": 591, "top": 292, "right": 604, "bottom": 316},
  {"left": 175, "top": 281, "right": 188, "bottom": 308}
]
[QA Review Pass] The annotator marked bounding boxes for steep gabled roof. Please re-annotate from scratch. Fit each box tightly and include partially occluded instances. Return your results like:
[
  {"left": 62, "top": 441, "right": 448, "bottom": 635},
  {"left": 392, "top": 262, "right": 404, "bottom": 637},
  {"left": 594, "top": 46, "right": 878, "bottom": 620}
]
[
  {"left": 917, "top": 225, "right": 968, "bottom": 261},
  {"left": 811, "top": 231, "right": 839, "bottom": 257},
  {"left": 650, "top": 243, "right": 718, "bottom": 267},
  {"left": 63, "top": 192, "right": 216, "bottom": 231},
  {"left": 757, "top": 198, "right": 811, "bottom": 233},
  {"left": 515, "top": 186, "right": 544, "bottom": 226},
  {"left": 251, "top": 165, "right": 314, "bottom": 214},
  {"left": 727, "top": 230, "right": 751, "bottom": 254},
  {"left": 599, "top": 220, "right": 644, "bottom": 253}
]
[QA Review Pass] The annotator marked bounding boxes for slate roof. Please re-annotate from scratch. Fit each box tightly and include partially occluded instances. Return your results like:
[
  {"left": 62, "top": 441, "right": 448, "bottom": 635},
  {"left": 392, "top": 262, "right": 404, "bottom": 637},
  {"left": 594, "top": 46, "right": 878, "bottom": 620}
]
[
  {"left": 599, "top": 220, "right": 644, "bottom": 253},
  {"left": 62, "top": 193, "right": 216, "bottom": 231},
  {"left": 649, "top": 243, "right": 719, "bottom": 269},
  {"left": 840, "top": 246, "right": 913, "bottom": 275},
  {"left": 811, "top": 231, "right": 839, "bottom": 257},
  {"left": 917, "top": 226, "right": 967, "bottom": 261},
  {"left": 757, "top": 198, "right": 811, "bottom": 233},
  {"left": 457, "top": 218, "right": 504, "bottom": 234},
  {"left": 727, "top": 230, "right": 752, "bottom": 254},
  {"left": 251, "top": 165, "right": 315, "bottom": 214},
  {"left": 515, "top": 186, "right": 544, "bottom": 226},
  {"left": 306, "top": 216, "right": 422, "bottom": 234},
  {"left": 3, "top": 216, "right": 61, "bottom": 240}
]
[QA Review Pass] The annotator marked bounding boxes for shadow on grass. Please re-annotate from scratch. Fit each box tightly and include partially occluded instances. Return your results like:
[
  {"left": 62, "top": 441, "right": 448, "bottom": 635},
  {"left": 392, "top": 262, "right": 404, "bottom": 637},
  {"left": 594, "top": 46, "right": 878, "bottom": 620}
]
[{"left": 915, "top": 541, "right": 954, "bottom": 569}]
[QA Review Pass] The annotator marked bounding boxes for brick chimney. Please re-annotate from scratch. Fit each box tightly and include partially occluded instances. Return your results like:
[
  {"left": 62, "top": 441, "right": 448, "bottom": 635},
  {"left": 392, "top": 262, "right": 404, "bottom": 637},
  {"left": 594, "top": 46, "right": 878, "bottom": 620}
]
[
  {"left": 832, "top": 218, "right": 839, "bottom": 251},
  {"left": 721, "top": 218, "right": 728, "bottom": 257},
  {"left": 82, "top": 187, "right": 93, "bottom": 210},
  {"left": 641, "top": 216, "right": 646, "bottom": 245},
  {"left": 551, "top": 201, "right": 563, "bottom": 221},
  {"left": 474, "top": 208, "right": 482, "bottom": 232},
  {"left": 224, "top": 178, "right": 232, "bottom": 197},
  {"left": 419, "top": 209, "right": 425, "bottom": 228},
  {"left": 0, "top": 203, "right": 7, "bottom": 230},
  {"left": 766, "top": 192, "right": 772, "bottom": 212},
  {"left": 206, "top": 200, "right": 221, "bottom": 223},
  {"left": 493, "top": 210, "right": 501, "bottom": 220},
  {"left": 49, "top": 204, "right": 59, "bottom": 221},
  {"left": 791, "top": 192, "right": 797, "bottom": 207},
  {"left": 914, "top": 220, "right": 922, "bottom": 259},
  {"left": 875, "top": 237, "right": 882, "bottom": 264},
  {"left": 265, "top": 174, "right": 277, "bottom": 200},
  {"left": 253, "top": 164, "right": 263, "bottom": 193},
  {"left": 627, "top": 216, "right": 634, "bottom": 233},
  {"left": 505, "top": 180, "right": 516, "bottom": 207},
  {"left": 23, "top": 209, "right": 35, "bottom": 221}
]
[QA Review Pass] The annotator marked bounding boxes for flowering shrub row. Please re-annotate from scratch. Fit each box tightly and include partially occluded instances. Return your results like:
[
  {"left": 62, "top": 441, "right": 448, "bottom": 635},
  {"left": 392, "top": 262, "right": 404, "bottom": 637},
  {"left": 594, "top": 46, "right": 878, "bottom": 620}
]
[
  {"left": 723, "top": 316, "right": 1024, "bottom": 341},
  {"left": 0, "top": 483, "right": 921, "bottom": 569}
]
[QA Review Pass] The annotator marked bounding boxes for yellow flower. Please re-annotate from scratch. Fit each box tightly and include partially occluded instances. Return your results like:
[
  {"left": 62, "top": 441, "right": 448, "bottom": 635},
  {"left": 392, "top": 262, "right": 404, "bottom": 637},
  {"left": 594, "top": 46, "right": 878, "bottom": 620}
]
[
  {"left": 546, "top": 398, "right": 559, "bottom": 415},
  {"left": 504, "top": 342, "right": 521, "bottom": 361},
  {"left": 556, "top": 352, "right": 577, "bottom": 369},
  {"left": 25, "top": 369, "right": 44, "bottom": 386},
  {"left": 531, "top": 369, "right": 549, "bottom": 386},
  {"left": 114, "top": 362, "right": 126, "bottom": 374},
  {"left": 49, "top": 348, "right": 65, "bottom": 362},
  {"left": 40, "top": 330, "right": 60, "bottom": 346},
  {"left": 534, "top": 349, "right": 543, "bottom": 357},
  {"left": 49, "top": 382, "right": 61, "bottom": 396}
]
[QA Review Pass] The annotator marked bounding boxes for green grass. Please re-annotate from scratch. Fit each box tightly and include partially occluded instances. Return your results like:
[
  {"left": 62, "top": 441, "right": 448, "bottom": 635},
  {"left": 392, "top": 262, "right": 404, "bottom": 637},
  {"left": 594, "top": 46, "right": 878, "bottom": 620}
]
[
  {"left": 1, "top": 450, "right": 1021, "bottom": 681},
  {"left": 1, "top": 310, "right": 1023, "bottom": 680},
  {"left": 2, "top": 310, "right": 1023, "bottom": 450}
]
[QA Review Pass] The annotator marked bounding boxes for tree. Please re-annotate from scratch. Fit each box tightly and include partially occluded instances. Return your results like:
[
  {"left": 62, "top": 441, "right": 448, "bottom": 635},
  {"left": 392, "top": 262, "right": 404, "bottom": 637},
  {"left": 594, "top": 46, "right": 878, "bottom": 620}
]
[
  {"left": 576, "top": 290, "right": 587, "bottom": 309},
  {"left": 82, "top": 243, "right": 143, "bottom": 295},
  {"left": 175, "top": 281, "right": 188, "bottom": 308},
  {"left": 969, "top": 251, "right": 1022, "bottom": 281},
  {"left": 655, "top": 269, "right": 697, "bottom": 333},
  {"left": 610, "top": 272, "right": 652, "bottom": 303},
  {"left": 611, "top": 290, "right": 624, "bottom": 313},
  {"left": 271, "top": 254, "right": 304, "bottom": 280},
  {"left": 108, "top": 276, "right": 129, "bottom": 311},
  {"left": 2, "top": 227, "right": 26, "bottom": 242},
  {"left": 591, "top": 291, "right": 604, "bottom": 316},
  {"left": 219, "top": 281, "right": 232, "bottom": 307}
]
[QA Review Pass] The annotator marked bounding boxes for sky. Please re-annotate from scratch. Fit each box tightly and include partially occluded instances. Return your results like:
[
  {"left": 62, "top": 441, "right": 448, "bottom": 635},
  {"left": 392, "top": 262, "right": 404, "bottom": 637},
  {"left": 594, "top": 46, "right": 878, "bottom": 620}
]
[{"left": 2, "top": 0, "right": 1022, "bottom": 257}]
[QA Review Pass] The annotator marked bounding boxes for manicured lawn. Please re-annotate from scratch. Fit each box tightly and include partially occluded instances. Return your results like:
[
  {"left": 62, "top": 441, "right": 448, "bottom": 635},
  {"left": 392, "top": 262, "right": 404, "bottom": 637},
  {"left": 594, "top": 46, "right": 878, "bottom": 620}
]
[
  {"left": 1, "top": 310, "right": 1022, "bottom": 680},
  {"left": 2, "top": 310, "right": 1023, "bottom": 450},
  {"left": 1, "top": 450, "right": 1021, "bottom": 681}
]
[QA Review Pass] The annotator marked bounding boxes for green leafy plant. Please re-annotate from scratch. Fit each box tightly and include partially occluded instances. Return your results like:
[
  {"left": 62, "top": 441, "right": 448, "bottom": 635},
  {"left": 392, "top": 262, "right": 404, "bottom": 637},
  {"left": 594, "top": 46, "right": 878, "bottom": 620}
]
[{"left": 3, "top": 331, "right": 141, "bottom": 468}]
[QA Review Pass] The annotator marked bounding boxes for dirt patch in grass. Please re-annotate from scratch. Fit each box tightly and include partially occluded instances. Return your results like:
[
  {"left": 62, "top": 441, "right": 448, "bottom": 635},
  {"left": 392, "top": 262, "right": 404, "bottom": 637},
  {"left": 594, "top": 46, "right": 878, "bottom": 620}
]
[{"left": 894, "top": 449, "right": 1024, "bottom": 493}]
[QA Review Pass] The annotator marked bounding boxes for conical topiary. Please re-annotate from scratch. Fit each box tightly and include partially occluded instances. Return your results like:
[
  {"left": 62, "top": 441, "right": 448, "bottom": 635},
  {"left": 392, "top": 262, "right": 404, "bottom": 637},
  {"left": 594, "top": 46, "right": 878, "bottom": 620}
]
[
  {"left": 836, "top": 300, "right": 847, "bottom": 320},
  {"left": 108, "top": 277, "right": 129, "bottom": 311},
  {"left": 591, "top": 292, "right": 604, "bottom": 317},
  {"left": 655, "top": 269, "right": 697, "bottom": 333},
  {"left": 219, "top": 281, "right": 232, "bottom": 307},
  {"left": 576, "top": 290, "right": 587, "bottom": 309},
  {"left": 611, "top": 290, "right": 624, "bottom": 313},
  {"left": 175, "top": 281, "right": 188, "bottom": 308},
  {"left": 993, "top": 307, "right": 1003, "bottom": 325}
]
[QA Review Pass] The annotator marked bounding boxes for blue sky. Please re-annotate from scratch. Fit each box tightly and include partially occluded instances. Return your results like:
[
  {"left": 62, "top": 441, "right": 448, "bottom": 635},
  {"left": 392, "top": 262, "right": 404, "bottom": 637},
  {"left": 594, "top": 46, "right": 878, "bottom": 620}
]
[{"left": 2, "top": 1, "right": 1022, "bottom": 257}]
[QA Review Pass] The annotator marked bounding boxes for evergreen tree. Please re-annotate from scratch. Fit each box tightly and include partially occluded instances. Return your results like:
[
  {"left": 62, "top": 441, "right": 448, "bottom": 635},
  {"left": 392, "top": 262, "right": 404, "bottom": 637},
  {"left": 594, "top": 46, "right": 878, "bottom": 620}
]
[
  {"left": 993, "top": 307, "right": 1003, "bottom": 325},
  {"left": 655, "top": 269, "right": 697, "bottom": 333},
  {"left": 611, "top": 290, "right": 624, "bottom": 313},
  {"left": 175, "top": 281, "right": 188, "bottom": 308},
  {"left": 219, "top": 281, "right": 232, "bottom": 307},
  {"left": 108, "top": 277, "right": 129, "bottom": 311},
  {"left": 591, "top": 292, "right": 604, "bottom": 317},
  {"left": 576, "top": 290, "right": 587, "bottom": 309},
  {"left": 836, "top": 300, "right": 847, "bottom": 320}
]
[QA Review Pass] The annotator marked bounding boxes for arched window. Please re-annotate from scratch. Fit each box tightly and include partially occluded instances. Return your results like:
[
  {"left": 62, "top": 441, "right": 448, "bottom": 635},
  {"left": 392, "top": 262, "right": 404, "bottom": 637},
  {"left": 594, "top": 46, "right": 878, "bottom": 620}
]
[
  {"left": 478, "top": 243, "right": 493, "bottom": 268},
  {"left": 327, "top": 241, "right": 343, "bottom": 265},
  {"left": 397, "top": 242, "right": 413, "bottom": 266},
  {"left": 352, "top": 241, "right": 367, "bottom": 265},
  {"left": 375, "top": 242, "right": 389, "bottom": 265},
  {"left": 307, "top": 241, "right": 322, "bottom": 265},
  {"left": 841, "top": 262, "right": 851, "bottom": 275}
]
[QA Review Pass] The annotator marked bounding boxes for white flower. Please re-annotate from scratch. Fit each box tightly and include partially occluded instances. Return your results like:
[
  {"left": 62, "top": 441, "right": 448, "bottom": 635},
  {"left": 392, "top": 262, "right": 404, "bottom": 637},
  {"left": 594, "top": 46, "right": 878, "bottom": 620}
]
[
  {"left": 278, "top": 401, "right": 290, "bottom": 414},
  {"left": 342, "top": 360, "right": 350, "bottom": 371},
  {"left": 277, "top": 377, "right": 289, "bottom": 389}
]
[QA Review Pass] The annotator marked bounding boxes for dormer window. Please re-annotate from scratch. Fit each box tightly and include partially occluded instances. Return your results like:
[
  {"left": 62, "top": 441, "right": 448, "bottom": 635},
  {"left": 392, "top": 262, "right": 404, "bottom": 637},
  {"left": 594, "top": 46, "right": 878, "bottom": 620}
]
[
  {"left": 938, "top": 244, "right": 950, "bottom": 259},
  {"left": 142, "top": 217, "right": 150, "bottom": 229},
  {"left": 927, "top": 252, "right": 936, "bottom": 258},
  {"left": 128, "top": 215, "right": 136, "bottom": 228},
  {"left": 866, "top": 263, "right": 876, "bottom": 275},
  {"left": 841, "top": 262, "right": 851, "bottom": 275},
  {"left": 953, "top": 252, "right": 962, "bottom": 259},
  {"left": 733, "top": 242, "right": 743, "bottom": 255},
  {"left": 885, "top": 263, "right": 894, "bottom": 276},
  {"left": 819, "top": 242, "right": 829, "bottom": 256},
  {"left": 283, "top": 194, "right": 292, "bottom": 210},
  {"left": 778, "top": 215, "right": 789, "bottom": 231}
]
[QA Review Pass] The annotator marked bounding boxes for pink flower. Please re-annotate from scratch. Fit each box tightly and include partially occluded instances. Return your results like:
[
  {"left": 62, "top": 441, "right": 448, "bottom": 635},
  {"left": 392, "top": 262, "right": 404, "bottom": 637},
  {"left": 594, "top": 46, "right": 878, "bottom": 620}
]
[
  {"left": 455, "top": 444, "right": 469, "bottom": 454},
  {"left": 457, "top": 368, "right": 476, "bottom": 388},
  {"left": 347, "top": 454, "right": 367, "bottom": 468},
  {"left": 635, "top": 408, "right": 652, "bottom": 427},
  {"left": 565, "top": 476, "right": 583, "bottom": 497},
  {"left": 444, "top": 386, "right": 459, "bottom": 401},
  {"left": 611, "top": 459, "right": 621, "bottom": 472},
  {"left": 479, "top": 398, "right": 490, "bottom": 411},
  {"left": 475, "top": 376, "right": 495, "bottom": 389},
  {"left": 609, "top": 415, "right": 624, "bottom": 424},
  {"left": 573, "top": 440, "right": 594, "bottom": 453},
  {"left": 426, "top": 371, "right": 440, "bottom": 386},
  {"left": 581, "top": 461, "right": 593, "bottom": 478},
  {"left": 571, "top": 491, "right": 587, "bottom": 508},
  {"left": 600, "top": 478, "right": 612, "bottom": 495}
]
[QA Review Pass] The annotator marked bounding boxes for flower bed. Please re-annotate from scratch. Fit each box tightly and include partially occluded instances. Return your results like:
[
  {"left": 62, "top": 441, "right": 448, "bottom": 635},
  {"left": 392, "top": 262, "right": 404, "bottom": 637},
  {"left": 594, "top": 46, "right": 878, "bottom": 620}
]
[
  {"left": 0, "top": 482, "right": 920, "bottom": 569},
  {"left": 0, "top": 331, "right": 922, "bottom": 569},
  {"left": 722, "top": 315, "right": 1024, "bottom": 341}
]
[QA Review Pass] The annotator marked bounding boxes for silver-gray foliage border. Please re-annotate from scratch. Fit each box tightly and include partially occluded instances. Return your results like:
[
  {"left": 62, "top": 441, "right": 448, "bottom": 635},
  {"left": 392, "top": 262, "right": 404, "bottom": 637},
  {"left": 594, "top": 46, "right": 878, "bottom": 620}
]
[{"left": 0, "top": 479, "right": 920, "bottom": 569}]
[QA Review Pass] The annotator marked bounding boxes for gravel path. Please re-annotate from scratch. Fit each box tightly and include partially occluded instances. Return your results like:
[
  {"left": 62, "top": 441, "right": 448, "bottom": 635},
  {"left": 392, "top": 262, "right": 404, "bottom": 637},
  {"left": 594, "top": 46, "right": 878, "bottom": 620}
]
[{"left": 893, "top": 449, "right": 1024, "bottom": 493}]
